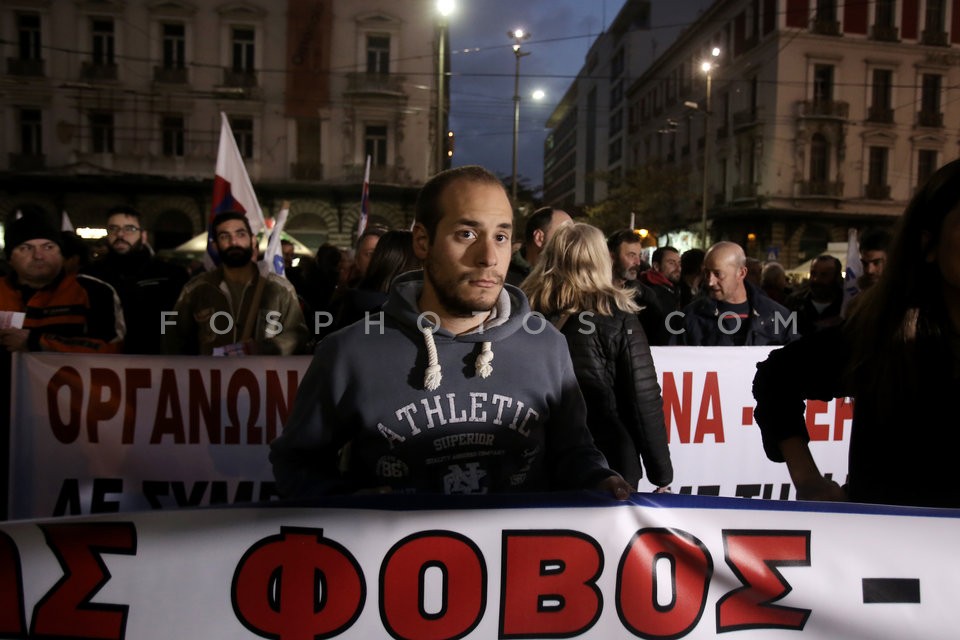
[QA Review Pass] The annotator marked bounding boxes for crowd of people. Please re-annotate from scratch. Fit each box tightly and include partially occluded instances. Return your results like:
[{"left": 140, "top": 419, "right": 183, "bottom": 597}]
[{"left": 7, "top": 154, "right": 949, "bottom": 510}]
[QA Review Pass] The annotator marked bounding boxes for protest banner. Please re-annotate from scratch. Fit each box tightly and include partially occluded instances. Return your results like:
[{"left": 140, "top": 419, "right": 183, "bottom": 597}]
[
  {"left": 0, "top": 495, "right": 956, "bottom": 639},
  {"left": 8, "top": 348, "right": 850, "bottom": 520}
]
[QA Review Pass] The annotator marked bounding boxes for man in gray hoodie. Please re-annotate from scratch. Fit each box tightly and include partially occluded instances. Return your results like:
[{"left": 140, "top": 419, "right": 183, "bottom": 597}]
[{"left": 270, "top": 165, "right": 631, "bottom": 497}]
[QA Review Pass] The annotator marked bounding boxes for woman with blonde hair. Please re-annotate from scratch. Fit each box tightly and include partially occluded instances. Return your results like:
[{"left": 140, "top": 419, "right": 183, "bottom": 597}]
[{"left": 522, "top": 222, "right": 673, "bottom": 491}]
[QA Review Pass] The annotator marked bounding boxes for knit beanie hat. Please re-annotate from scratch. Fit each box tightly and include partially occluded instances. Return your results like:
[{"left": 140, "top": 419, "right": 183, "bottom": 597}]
[{"left": 4, "top": 213, "right": 62, "bottom": 258}]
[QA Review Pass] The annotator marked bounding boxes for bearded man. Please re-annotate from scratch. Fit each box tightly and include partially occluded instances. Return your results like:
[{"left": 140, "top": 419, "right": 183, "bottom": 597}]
[
  {"left": 163, "top": 211, "right": 307, "bottom": 355},
  {"left": 83, "top": 206, "right": 189, "bottom": 353}
]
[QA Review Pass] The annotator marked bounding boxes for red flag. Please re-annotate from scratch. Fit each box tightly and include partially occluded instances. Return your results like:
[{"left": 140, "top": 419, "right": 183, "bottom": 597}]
[{"left": 207, "top": 112, "right": 265, "bottom": 268}]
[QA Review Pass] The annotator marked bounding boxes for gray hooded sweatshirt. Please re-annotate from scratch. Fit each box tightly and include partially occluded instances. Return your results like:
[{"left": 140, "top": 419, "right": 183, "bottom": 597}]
[{"left": 270, "top": 271, "right": 616, "bottom": 496}]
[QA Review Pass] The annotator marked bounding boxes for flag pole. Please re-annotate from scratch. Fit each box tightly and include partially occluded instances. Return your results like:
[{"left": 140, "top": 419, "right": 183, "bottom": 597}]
[{"left": 357, "top": 155, "right": 372, "bottom": 239}]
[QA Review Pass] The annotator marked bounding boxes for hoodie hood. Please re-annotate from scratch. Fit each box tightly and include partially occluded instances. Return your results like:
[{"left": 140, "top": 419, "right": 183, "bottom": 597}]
[
  {"left": 382, "top": 270, "right": 533, "bottom": 391},
  {"left": 383, "top": 270, "right": 531, "bottom": 343}
]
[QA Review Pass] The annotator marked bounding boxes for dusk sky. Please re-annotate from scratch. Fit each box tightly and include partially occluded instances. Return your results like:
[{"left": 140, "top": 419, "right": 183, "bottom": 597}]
[{"left": 447, "top": 0, "right": 714, "bottom": 191}]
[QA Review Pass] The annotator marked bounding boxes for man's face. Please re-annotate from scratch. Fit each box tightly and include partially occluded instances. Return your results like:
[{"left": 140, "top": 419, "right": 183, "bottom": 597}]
[
  {"left": 859, "top": 249, "right": 886, "bottom": 289},
  {"left": 355, "top": 234, "right": 380, "bottom": 278},
  {"left": 9, "top": 239, "right": 63, "bottom": 285},
  {"left": 809, "top": 259, "right": 838, "bottom": 300},
  {"left": 417, "top": 181, "right": 513, "bottom": 317},
  {"left": 702, "top": 252, "right": 746, "bottom": 302},
  {"left": 281, "top": 242, "right": 295, "bottom": 267},
  {"left": 612, "top": 241, "right": 642, "bottom": 282},
  {"left": 105, "top": 213, "right": 145, "bottom": 255},
  {"left": 214, "top": 219, "right": 256, "bottom": 268},
  {"left": 655, "top": 250, "right": 682, "bottom": 284}
]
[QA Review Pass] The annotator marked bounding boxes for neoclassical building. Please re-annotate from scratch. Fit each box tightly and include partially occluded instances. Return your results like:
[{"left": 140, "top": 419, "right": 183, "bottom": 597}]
[
  {"left": 0, "top": 0, "right": 447, "bottom": 251},
  {"left": 545, "top": 0, "right": 960, "bottom": 266}
]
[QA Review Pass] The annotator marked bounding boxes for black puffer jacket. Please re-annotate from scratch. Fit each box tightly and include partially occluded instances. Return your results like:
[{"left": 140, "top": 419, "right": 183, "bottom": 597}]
[{"left": 554, "top": 309, "right": 673, "bottom": 488}]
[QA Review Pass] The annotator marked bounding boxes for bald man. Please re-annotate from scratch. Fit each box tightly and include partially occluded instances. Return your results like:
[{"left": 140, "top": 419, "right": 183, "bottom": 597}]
[
  {"left": 673, "top": 241, "right": 798, "bottom": 346},
  {"left": 506, "top": 206, "right": 572, "bottom": 285}
]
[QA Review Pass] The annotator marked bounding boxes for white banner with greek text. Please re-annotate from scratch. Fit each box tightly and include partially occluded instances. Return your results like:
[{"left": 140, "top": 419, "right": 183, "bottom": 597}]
[
  {"left": 8, "top": 348, "right": 850, "bottom": 520},
  {"left": 0, "top": 495, "right": 956, "bottom": 639}
]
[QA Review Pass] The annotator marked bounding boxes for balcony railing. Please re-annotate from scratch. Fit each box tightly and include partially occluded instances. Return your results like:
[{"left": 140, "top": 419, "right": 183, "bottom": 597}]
[
  {"left": 916, "top": 110, "right": 944, "bottom": 128},
  {"left": 345, "top": 72, "right": 406, "bottom": 96},
  {"left": 921, "top": 30, "right": 949, "bottom": 46},
  {"left": 869, "top": 24, "right": 899, "bottom": 41},
  {"left": 732, "top": 183, "right": 757, "bottom": 200},
  {"left": 6, "top": 57, "right": 44, "bottom": 77},
  {"left": 797, "top": 180, "right": 843, "bottom": 197},
  {"left": 866, "top": 105, "right": 894, "bottom": 124},
  {"left": 8, "top": 153, "right": 45, "bottom": 171},
  {"left": 291, "top": 162, "right": 324, "bottom": 181},
  {"left": 81, "top": 61, "right": 117, "bottom": 81},
  {"left": 811, "top": 19, "right": 841, "bottom": 35},
  {"left": 344, "top": 163, "right": 407, "bottom": 184},
  {"left": 223, "top": 69, "right": 258, "bottom": 88},
  {"left": 154, "top": 66, "right": 188, "bottom": 84},
  {"left": 798, "top": 100, "right": 849, "bottom": 120},
  {"left": 864, "top": 183, "right": 891, "bottom": 199}
]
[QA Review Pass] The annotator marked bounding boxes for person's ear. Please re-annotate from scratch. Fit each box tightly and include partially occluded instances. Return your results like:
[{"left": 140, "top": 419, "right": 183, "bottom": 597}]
[
  {"left": 533, "top": 228, "right": 546, "bottom": 249},
  {"left": 412, "top": 222, "right": 430, "bottom": 261},
  {"left": 141, "top": 230, "right": 149, "bottom": 246}
]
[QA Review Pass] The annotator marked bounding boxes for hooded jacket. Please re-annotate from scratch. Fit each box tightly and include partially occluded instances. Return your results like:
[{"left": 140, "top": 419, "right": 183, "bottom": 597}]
[{"left": 270, "top": 271, "right": 617, "bottom": 496}]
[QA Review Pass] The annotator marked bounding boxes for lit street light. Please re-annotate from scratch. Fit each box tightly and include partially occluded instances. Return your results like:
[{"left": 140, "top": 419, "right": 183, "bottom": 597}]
[
  {"left": 436, "top": 1, "right": 455, "bottom": 174},
  {"left": 510, "top": 28, "right": 531, "bottom": 204},
  {"left": 699, "top": 46, "right": 720, "bottom": 249}
]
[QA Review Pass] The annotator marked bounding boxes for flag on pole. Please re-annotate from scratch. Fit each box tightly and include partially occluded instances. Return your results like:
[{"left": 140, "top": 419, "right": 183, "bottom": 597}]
[
  {"left": 841, "top": 227, "right": 862, "bottom": 317},
  {"left": 61, "top": 211, "right": 74, "bottom": 232},
  {"left": 357, "top": 155, "right": 372, "bottom": 239},
  {"left": 262, "top": 201, "right": 290, "bottom": 278},
  {"left": 207, "top": 112, "right": 265, "bottom": 269}
]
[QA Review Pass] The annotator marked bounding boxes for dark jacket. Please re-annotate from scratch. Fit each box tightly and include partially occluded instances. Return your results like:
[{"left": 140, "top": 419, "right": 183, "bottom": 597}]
[
  {"left": 753, "top": 324, "right": 960, "bottom": 508},
  {"left": 84, "top": 248, "right": 189, "bottom": 354},
  {"left": 505, "top": 249, "right": 531, "bottom": 287},
  {"left": 676, "top": 281, "right": 799, "bottom": 346},
  {"left": 638, "top": 269, "right": 681, "bottom": 315},
  {"left": 554, "top": 309, "right": 673, "bottom": 488},
  {"left": 785, "top": 286, "right": 843, "bottom": 337}
]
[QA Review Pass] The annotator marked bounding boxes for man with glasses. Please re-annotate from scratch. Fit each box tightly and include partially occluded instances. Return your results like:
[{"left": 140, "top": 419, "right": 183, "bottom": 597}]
[
  {"left": 84, "top": 205, "right": 189, "bottom": 354},
  {"left": 163, "top": 211, "right": 307, "bottom": 355}
]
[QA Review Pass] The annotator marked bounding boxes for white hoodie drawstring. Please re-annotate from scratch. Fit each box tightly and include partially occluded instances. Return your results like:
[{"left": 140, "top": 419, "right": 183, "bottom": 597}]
[
  {"left": 421, "top": 328, "right": 493, "bottom": 390},
  {"left": 475, "top": 341, "right": 493, "bottom": 379},
  {"left": 422, "top": 326, "right": 443, "bottom": 391}
]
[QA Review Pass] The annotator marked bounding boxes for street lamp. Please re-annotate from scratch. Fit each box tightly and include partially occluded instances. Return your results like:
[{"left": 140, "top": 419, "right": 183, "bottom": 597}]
[
  {"left": 436, "top": 0, "right": 455, "bottom": 174},
  {"left": 699, "top": 46, "right": 720, "bottom": 249},
  {"left": 510, "top": 28, "right": 531, "bottom": 203}
]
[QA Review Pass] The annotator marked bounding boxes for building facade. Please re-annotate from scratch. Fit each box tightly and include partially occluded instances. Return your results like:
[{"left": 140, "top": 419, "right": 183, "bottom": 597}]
[
  {"left": 542, "top": 0, "right": 655, "bottom": 211},
  {"left": 545, "top": 0, "right": 960, "bottom": 266},
  {"left": 0, "top": 0, "right": 444, "bottom": 251}
]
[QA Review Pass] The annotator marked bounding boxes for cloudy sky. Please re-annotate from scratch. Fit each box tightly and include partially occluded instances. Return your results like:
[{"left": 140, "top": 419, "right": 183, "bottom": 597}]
[{"left": 447, "top": 0, "right": 713, "bottom": 190}]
